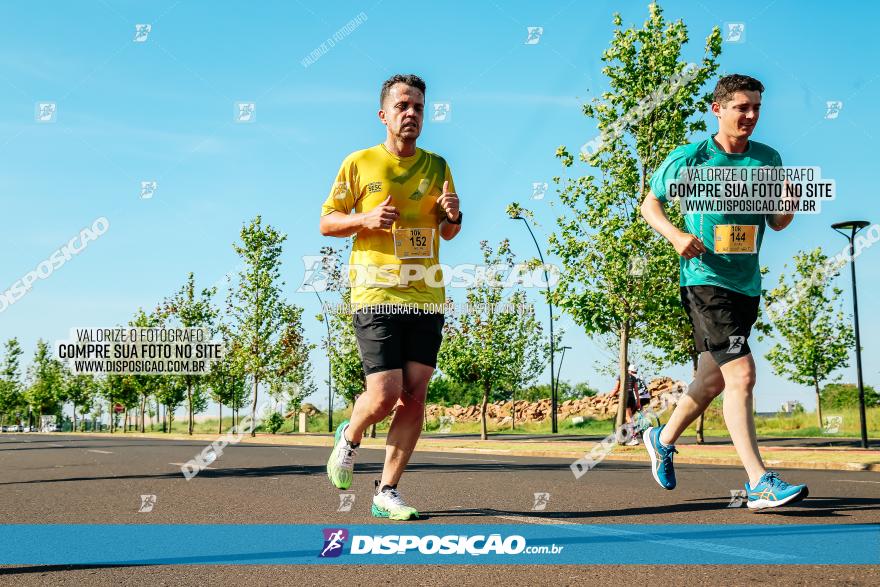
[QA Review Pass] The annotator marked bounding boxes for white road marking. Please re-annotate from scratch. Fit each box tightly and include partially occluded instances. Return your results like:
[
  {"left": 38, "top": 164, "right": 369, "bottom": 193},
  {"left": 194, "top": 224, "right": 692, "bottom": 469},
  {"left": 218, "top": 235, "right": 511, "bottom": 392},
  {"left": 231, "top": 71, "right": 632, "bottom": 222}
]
[
  {"left": 831, "top": 479, "right": 880, "bottom": 484},
  {"left": 87, "top": 449, "right": 113, "bottom": 454}
]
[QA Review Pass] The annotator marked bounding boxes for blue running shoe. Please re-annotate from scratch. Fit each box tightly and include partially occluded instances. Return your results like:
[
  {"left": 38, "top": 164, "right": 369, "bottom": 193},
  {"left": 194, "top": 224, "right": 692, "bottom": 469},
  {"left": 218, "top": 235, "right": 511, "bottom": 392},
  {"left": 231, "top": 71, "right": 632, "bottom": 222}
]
[
  {"left": 644, "top": 425, "right": 677, "bottom": 490},
  {"left": 745, "top": 471, "right": 808, "bottom": 511}
]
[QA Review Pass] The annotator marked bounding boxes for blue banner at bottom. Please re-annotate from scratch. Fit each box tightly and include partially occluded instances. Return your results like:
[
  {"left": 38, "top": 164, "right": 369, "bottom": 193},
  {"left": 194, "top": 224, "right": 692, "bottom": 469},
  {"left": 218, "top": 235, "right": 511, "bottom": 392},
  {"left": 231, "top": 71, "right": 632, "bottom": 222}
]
[{"left": 1, "top": 524, "right": 877, "bottom": 565}]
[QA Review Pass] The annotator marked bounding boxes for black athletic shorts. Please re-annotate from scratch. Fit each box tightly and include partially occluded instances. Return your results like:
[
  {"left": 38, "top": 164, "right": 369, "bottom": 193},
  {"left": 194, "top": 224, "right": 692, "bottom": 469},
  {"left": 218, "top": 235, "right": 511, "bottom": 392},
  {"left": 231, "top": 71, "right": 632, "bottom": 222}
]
[
  {"left": 353, "top": 309, "right": 445, "bottom": 375},
  {"left": 680, "top": 285, "right": 760, "bottom": 367}
]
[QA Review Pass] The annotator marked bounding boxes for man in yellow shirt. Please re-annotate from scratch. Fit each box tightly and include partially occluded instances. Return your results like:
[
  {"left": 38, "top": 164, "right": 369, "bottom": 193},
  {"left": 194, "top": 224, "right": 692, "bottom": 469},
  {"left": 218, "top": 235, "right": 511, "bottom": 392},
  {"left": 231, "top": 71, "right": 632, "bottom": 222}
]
[{"left": 320, "top": 74, "right": 462, "bottom": 520}]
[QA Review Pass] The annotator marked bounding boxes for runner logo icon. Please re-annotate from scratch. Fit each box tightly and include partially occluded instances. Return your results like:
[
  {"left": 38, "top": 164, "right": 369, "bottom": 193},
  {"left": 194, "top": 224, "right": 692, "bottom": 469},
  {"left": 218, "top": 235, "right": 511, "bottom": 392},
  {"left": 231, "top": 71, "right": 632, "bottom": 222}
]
[
  {"left": 319, "top": 528, "right": 349, "bottom": 558},
  {"left": 727, "top": 335, "right": 745, "bottom": 354}
]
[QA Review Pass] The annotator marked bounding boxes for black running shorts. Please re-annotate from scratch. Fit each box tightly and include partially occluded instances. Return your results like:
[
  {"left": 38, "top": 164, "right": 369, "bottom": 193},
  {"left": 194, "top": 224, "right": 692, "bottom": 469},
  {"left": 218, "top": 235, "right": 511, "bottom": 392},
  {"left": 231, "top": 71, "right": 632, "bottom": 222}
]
[
  {"left": 353, "top": 309, "right": 445, "bottom": 375},
  {"left": 680, "top": 285, "right": 760, "bottom": 367}
]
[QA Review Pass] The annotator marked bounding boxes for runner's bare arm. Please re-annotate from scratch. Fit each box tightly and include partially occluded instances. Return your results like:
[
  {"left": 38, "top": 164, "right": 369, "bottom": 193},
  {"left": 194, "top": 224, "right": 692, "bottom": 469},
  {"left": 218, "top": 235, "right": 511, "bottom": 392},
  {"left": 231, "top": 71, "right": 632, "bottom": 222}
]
[
  {"left": 438, "top": 180, "right": 461, "bottom": 240},
  {"left": 320, "top": 195, "right": 400, "bottom": 237},
  {"left": 766, "top": 180, "right": 795, "bottom": 231},
  {"left": 640, "top": 190, "right": 707, "bottom": 260}
]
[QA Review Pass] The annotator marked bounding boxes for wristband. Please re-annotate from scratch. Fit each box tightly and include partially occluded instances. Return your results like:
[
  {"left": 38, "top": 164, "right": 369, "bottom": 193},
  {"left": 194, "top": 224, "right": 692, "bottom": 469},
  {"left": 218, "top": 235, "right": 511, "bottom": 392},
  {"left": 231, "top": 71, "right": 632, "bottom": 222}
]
[{"left": 446, "top": 211, "right": 463, "bottom": 225}]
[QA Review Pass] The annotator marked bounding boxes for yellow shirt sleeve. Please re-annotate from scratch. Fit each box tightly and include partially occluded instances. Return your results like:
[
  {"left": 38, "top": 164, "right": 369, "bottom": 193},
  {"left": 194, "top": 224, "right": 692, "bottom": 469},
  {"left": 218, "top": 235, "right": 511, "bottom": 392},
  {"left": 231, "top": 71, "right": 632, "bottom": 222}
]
[{"left": 321, "top": 156, "right": 360, "bottom": 217}]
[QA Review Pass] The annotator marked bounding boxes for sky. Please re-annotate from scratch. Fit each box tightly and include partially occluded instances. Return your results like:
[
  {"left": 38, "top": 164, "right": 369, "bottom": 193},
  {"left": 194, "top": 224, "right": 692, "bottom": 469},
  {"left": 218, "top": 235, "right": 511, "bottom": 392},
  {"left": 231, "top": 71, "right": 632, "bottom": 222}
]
[{"left": 1, "top": 0, "right": 878, "bottom": 416}]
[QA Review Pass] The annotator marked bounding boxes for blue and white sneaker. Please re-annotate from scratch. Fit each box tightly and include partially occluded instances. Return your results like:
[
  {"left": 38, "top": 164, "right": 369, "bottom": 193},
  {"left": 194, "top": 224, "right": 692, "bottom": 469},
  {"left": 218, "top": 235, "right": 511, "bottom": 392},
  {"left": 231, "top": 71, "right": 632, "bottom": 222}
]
[
  {"left": 745, "top": 471, "right": 808, "bottom": 511},
  {"left": 644, "top": 425, "right": 677, "bottom": 490}
]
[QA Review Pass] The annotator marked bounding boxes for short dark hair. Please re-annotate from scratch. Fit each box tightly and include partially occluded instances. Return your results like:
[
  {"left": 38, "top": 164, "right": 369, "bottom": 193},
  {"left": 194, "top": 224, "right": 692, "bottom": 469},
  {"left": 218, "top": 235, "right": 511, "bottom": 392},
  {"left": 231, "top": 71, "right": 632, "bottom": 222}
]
[
  {"left": 714, "top": 74, "right": 764, "bottom": 105},
  {"left": 379, "top": 74, "right": 426, "bottom": 107}
]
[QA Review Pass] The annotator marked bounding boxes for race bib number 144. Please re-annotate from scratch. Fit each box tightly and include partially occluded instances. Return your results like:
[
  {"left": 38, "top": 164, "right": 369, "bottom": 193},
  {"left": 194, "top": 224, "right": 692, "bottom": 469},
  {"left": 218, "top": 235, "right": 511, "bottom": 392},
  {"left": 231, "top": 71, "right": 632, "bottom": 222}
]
[{"left": 714, "top": 224, "right": 757, "bottom": 254}]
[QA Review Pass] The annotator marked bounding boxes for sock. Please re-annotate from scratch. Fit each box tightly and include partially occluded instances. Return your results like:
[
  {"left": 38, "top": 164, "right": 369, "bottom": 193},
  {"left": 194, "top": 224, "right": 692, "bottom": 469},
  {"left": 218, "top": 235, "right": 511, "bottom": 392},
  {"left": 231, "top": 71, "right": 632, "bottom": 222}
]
[
  {"left": 375, "top": 480, "right": 397, "bottom": 494},
  {"left": 343, "top": 425, "right": 360, "bottom": 448}
]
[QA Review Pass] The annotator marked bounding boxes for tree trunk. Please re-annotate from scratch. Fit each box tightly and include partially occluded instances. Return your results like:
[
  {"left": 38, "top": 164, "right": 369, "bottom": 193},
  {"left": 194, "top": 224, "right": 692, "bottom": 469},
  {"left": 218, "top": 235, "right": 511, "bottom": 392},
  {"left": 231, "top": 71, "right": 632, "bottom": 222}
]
[
  {"left": 815, "top": 376, "right": 823, "bottom": 430},
  {"left": 72, "top": 403, "right": 77, "bottom": 433},
  {"left": 370, "top": 423, "right": 377, "bottom": 438},
  {"left": 480, "top": 384, "right": 489, "bottom": 441},
  {"left": 187, "top": 380, "right": 194, "bottom": 435},
  {"left": 615, "top": 321, "right": 630, "bottom": 444},
  {"left": 250, "top": 375, "right": 259, "bottom": 437},
  {"left": 219, "top": 402, "right": 223, "bottom": 434},
  {"left": 140, "top": 396, "right": 146, "bottom": 433}
]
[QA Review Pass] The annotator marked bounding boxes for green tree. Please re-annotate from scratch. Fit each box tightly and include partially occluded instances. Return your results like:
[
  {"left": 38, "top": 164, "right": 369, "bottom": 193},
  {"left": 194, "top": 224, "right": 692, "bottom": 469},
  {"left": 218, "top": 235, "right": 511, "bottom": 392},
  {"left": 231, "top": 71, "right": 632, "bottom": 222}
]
[
  {"left": 129, "top": 308, "right": 165, "bottom": 432},
  {"left": 438, "top": 240, "right": 548, "bottom": 439},
  {"left": 547, "top": 3, "right": 721, "bottom": 437},
  {"left": 0, "top": 338, "right": 25, "bottom": 427},
  {"left": 208, "top": 335, "right": 247, "bottom": 433},
  {"left": 102, "top": 374, "right": 140, "bottom": 433},
  {"left": 155, "top": 375, "right": 187, "bottom": 432},
  {"left": 227, "top": 216, "right": 311, "bottom": 436},
  {"left": 316, "top": 246, "right": 365, "bottom": 408},
  {"left": 25, "top": 339, "right": 64, "bottom": 424},
  {"left": 761, "top": 248, "right": 856, "bottom": 428},
  {"left": 160, "top": 273, "right": 218, "bottom": 435},
  {"left": 63, "top": 371, "right": 99, "bottom": 432},
  {"left": 265, "top": 411, "right": 285, "bottom": 434},
  {"left": 821, "top": 383, "right": 879, "bottom": 411}
]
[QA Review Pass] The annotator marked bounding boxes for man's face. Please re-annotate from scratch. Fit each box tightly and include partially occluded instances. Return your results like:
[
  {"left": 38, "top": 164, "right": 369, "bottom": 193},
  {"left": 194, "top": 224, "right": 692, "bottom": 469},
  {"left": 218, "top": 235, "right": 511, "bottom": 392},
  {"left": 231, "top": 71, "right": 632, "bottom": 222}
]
[
  {"left": 379, "top": 83, "right": 424, "bottom": 141},
  {"left": 713, "top": 90, "right": 761, "bottom": 139}
]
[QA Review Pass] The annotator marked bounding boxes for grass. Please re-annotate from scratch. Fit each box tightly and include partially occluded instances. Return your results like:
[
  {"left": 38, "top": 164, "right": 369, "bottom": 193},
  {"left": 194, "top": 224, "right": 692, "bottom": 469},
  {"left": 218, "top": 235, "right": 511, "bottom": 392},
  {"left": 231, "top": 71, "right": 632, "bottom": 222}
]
[{"left": 90, "top": 406, "right": 880, "bottom": 440}]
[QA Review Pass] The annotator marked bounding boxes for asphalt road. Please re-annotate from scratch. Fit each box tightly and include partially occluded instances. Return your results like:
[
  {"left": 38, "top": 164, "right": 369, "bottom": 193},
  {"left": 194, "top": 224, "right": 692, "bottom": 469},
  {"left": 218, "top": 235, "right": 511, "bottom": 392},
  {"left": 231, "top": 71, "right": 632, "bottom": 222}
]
[{"left": 1, "top": 433, "right": 878, "bottom": 585}]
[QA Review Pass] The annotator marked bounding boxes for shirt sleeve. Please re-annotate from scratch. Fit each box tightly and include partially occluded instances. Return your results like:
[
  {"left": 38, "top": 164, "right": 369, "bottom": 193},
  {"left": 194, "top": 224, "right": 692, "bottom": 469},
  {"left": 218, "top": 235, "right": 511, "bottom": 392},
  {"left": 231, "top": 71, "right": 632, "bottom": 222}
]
[
  {"left": 321, "top": 156, "right": 359, "bottom": 217},
  {"left": 649, "top": 147, "right": 689, "bottom": 204}
]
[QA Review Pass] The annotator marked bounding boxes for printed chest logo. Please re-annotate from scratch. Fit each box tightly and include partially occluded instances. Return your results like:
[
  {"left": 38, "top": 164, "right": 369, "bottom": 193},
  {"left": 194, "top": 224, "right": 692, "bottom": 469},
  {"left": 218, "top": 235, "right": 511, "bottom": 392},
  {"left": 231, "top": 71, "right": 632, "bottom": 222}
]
[{"left": 409, "top": 178, "right": 432, "bottom": 201}]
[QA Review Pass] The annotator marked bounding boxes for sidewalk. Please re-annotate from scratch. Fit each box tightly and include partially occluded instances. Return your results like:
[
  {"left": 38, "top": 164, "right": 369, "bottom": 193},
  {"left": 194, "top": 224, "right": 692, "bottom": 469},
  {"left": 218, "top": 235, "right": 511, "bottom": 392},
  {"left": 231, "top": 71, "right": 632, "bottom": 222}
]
[{"left": 60, "top": 431, "right": 880, "bottom": 472}]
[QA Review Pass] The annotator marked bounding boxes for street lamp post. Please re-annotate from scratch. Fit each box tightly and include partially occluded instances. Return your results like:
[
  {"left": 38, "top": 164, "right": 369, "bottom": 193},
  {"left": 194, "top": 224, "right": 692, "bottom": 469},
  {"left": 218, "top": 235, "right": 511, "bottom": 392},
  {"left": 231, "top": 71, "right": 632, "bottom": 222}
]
[
  {"left": 511, "top": 214, "right": 557, "bottom": 433},
  {"left": 313, "top": 289, "right": 334, "bottom": 433},
  {"left": 831, "top": 220, "right": 870, "bottom": 449},
  {"left": 556, "top": 345, "right": 572, "bottom": 410}
]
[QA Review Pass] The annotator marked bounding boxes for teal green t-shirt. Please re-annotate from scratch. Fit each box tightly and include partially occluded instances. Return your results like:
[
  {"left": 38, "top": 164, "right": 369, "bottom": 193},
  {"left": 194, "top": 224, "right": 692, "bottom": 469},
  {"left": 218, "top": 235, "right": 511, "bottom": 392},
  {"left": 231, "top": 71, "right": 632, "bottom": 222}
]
[{"left": 650, "top": 136, "right": 783, "bottom": 297}]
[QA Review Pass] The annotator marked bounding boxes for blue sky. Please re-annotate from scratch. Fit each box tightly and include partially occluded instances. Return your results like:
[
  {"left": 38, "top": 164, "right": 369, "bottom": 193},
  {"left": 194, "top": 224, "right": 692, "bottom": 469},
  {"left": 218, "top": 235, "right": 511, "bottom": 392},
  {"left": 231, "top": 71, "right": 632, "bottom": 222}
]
[{"left": 1, "top": 0, "right": 878, "bottom": 415}]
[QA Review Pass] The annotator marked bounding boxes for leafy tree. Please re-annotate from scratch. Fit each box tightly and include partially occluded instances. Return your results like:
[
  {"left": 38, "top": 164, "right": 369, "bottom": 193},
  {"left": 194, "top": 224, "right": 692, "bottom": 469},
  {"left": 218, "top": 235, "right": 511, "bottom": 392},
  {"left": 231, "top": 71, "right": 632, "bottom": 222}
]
[
  {"left": 102, "top": 374, "right": 140, "bottom": 432},
  {"left": 155, "top": 375, "right": 186, "bottom": 432},
  {"left": 266, "top": 411, "right": 285, "bottom": 434},
  {"left": 821, "top": 383, "right": 879, "bottom": 411},
  {"left": 128, "top": 308, "right": 165, "bottom": 432},
  {"left": 438, "top": 240, "right": 548, "bottom": 439},
  {"left": 63, "top": 371, "right": 99, "bottom": 432},
  {"left": 316, "top": 245, "right": 365, "bottom": 407},
  {"left": 160, "top": 273, "right": 218, "bottom": 435},
  {"left": 427, "top": 375, "right": 483, "bottom": 407},
  {"left": 0, "top": 338, "right": 24, "bottom": 427},
  {"left": 25, "top": 339, "right": 63, "bottom": 422},
  {"left": 519, "top": 381, "right": 598, "bottom": 403},
  {"left": 208, "top": 335, "right": 248, "bottom": 432},
  {"left": 761, "top": 248, "right": 855, "bottom": 428},
  {"left": 227, "top": 216, "right": 312, "bottom": 436},
  {"left": 547, "top": 2, "right": 721, "bottom": 438}
]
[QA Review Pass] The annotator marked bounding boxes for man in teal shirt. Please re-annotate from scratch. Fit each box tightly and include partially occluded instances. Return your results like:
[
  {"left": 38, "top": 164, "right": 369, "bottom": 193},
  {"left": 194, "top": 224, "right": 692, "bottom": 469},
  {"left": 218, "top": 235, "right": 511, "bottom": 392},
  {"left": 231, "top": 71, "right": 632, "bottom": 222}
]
[{"left": 640, "top": 74, "right": 808, "bottom": 510}]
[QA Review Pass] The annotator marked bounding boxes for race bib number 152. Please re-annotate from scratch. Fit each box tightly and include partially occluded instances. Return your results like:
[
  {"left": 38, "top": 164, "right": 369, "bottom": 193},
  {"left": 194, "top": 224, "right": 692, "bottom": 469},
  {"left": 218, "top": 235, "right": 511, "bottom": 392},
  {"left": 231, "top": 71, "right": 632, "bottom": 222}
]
[{"left": 393, "top": 228, "right": 434, "bottom": 259}]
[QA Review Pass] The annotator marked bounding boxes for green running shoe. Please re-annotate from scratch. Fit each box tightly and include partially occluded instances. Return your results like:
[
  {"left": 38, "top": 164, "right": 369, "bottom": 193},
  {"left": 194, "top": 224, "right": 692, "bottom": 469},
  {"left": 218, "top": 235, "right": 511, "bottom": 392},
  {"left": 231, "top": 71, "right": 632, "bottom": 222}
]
[
  {"left": 371, "top": 480, "right": 420, "bottom": 521},
  {"left": 327, "top": 420, "right": 357, "bottom": 490}
]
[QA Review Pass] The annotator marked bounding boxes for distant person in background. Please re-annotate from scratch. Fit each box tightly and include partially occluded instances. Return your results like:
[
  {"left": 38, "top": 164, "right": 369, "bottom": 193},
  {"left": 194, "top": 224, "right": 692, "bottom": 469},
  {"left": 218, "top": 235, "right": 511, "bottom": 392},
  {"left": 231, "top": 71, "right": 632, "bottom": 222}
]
[{"left": 609, "top": 363, "right": 646, "bottom": 445}]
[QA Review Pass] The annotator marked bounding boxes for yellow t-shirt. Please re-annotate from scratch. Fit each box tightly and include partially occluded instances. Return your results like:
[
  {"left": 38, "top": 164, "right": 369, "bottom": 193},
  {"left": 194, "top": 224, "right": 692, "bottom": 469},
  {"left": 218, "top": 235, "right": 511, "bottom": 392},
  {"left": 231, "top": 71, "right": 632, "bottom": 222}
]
[{"left": 321, "top": 144, "right": 455, "bottom": 311}]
